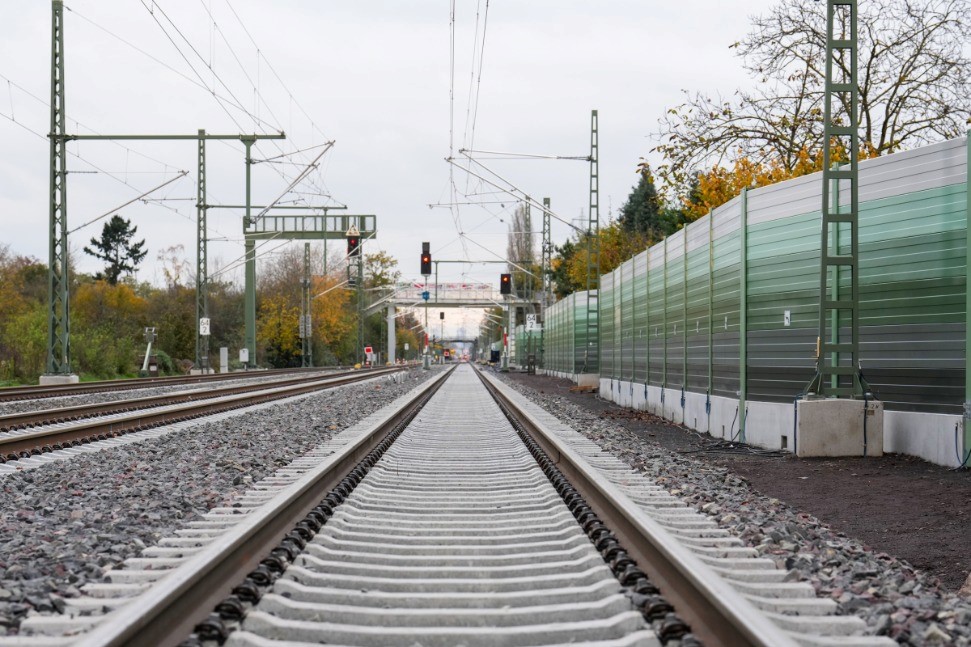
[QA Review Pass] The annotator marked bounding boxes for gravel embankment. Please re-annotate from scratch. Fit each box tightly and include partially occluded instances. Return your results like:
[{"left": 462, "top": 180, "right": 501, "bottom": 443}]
[
  {"left": 0, "top": 370, "right": 339, "bottom": 416},
  {"left": 495, "top": 371, "right": 971, "bottom": 647},
  {"left": 0, "top": 368, "right": 436, "bottom": 634}
]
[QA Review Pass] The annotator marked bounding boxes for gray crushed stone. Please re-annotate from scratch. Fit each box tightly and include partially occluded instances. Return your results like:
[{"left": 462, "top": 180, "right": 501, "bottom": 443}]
[
  {"left": 0, "top": 368, "right": 436, "bottom": 634},
  {"left": 495, "top": 370, "right": 971, "bottom": 647},
  {"left": 0, "top": 370, "right": 339, "bottom": 416}
]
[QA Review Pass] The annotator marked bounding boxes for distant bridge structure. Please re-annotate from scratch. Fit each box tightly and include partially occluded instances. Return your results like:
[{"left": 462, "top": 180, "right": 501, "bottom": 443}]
[{"left": 368, "top": 281, "right": 539, "bottom": 364}]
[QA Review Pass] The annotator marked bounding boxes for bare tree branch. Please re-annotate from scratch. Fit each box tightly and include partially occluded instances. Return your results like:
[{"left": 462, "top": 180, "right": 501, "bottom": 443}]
[{"left": 653, "top": 0, "right": 971, "bottom": 197}]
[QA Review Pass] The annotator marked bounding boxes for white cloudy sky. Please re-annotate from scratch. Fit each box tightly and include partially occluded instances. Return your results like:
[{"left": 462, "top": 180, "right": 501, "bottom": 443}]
[{"left": 0, "top": 1, "right": 779, "bottom": 338}]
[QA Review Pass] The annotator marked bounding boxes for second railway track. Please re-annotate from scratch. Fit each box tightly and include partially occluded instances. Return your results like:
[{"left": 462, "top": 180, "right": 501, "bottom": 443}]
[{"left": 0, "top": 366, "right": 404, "bottom": 462}]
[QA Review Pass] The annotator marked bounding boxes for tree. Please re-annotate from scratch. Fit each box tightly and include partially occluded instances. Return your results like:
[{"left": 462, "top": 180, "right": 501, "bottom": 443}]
[
  {"left": 505, "top": 204, "right": 540, "bottom": 300},
  {"left": 157, "top": 244, "right": 190, "bottom": 289},
  {"left": 550, "top": 239, "right": 582, "bottom": 299},
  {"left": 364, "top": 251, "right": 401, "bottom": 290},
  {"left": 618, "top": 166, "right": 663, "bottom": 238},
  {"left": 0, "top": 246, "right": 47, "bottom": 381},
  {"left": 258, "top": 293, "right": 301, "bottom": 367},
  {"left": 83, "top": 215, "right": 147, "bottom": 284},
  {"left": 563, "top": 222, "right": 651, "bottom": 295},
  {"left": 654, "top": 0, "right": 971, "bottom": 197}
]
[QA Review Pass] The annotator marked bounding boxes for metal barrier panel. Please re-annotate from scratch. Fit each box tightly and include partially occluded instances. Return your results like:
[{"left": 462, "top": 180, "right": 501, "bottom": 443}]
[
  {"left": 543, "top": 136, "right": 967, "bottom": 414},
  {"left": 599, "top": 275, "right": 616, "bottom": 379}
]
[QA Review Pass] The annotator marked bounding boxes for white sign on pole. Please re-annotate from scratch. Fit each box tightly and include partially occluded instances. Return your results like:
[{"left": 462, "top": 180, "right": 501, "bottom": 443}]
[
  {"left": 525, "top": 314, "right": 537, "bottom": 331},
  {"left": 199, "top": 317, "right": 211, "bottom": 336},
  {"left": 404, "top": 343, "right": 410, "bottom": 351},
  {"left": 239, "top": 348, "right": 249, "bottom": 363}
]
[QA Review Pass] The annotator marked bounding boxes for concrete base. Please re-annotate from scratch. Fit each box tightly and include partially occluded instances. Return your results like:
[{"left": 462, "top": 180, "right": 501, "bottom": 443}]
[
  {"left": 39, "top": 373, "right": 80, "bottom": 385},
  {"left": 189, "top": 368, "right": 215, "bottom": 375},
  {"left": 574, "top": 373, "right": 599, "bottom": 388},
  {"left": 796, "top": 398, "right": 884, "bottom": 457}
]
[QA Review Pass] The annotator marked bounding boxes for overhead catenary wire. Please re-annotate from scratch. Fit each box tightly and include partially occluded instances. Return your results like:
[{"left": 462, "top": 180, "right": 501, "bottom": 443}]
[
  {"left": 459, "top": 148, "right": 591, "bottom": 161},
  {"left": 131, "top": 1, "right": 345, "bottom": 270},
  {"left": 68, "top": 171, "right": 189, "bottom": 235},
  {"left": 0, "top": 106, "right": 236, "bottom": 241},
  {"left": 446, "top": 154, "right": 587, "bottom": 235},
  {"left": 3, "top": 5, "right": 339, "bottom": 285},
  {"left": 251, "top": 141, "right": 334, "bottom": 223},
  {"left": 136, "top": 1, "right": 333, "bottom": 202}
]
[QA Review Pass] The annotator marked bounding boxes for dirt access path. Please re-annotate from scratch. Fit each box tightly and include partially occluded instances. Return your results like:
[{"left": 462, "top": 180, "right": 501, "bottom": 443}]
[{"left": 503, "top": 371, "right": 971, "bottom": 591}]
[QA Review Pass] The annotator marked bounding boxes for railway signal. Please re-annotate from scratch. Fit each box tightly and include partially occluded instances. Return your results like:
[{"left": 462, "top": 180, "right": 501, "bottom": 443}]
[
  {"left": 500, "top": 273, "right": 512, "bottom": 295},
  {"left": 346, "top": 224, "right": 361, "bottom": 257},
  {"left": 421, "top": 242, "right": 432, "bottom": 275}
]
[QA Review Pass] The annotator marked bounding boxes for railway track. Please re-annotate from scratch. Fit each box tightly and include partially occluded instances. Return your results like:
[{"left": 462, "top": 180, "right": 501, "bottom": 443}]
[
  {"left": 0, "top": 367, "right": 404, "bottom": 463},
  {"left": 3, "top": 365, "right": 896, "bottom": 646},
  {"left": 0, "top": 367, "right": 344, "bottom": 403}
]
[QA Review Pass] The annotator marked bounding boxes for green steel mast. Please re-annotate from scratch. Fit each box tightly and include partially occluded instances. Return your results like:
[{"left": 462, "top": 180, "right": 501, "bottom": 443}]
[
  {"left": 540, "top": 196, "right": 552, "bottom": 368},
  {"left": 195, "top": 129, "right": 209, "bottom": 371},
  {"left": 46, "top": 0, "right": 70, "bottom": 377},
  {"left": 301, "top": 242, "right": 312, "bottom": 367},
  {"left": 584, "top": 109, "right": 600, "bottom": 373},
  {"left": 809, "top": 0, "right": 863, "bottom": 398}
]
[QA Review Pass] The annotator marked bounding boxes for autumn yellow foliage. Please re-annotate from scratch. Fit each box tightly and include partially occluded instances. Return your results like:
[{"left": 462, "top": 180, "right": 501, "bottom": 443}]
[
  {"left": 73, "top": 281, "right": 148, "bottom": 328},
  {"left": 310, "top": 274, "right": 354, "bottom": 348},
  {"left": 565, "top": 223, "right": 650, "bottom": 291},
  {"left": 682, "top": 144, "right": 878, "bottom": 221}
]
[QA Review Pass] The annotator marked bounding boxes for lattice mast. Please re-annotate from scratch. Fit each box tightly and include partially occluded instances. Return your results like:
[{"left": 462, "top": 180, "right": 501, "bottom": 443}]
[
  {"left": 809, "top": 0, "right": 864, "bottom": 397},
  {"left": 584, "top": 109, "right": 600, "bottom": 373},
  {"left": 46, "top": 0, "right": 70, "bottom": 375}
]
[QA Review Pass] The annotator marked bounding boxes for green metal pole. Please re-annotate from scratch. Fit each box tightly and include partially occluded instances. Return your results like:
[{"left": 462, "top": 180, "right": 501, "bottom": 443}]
[
  {"left": 740, "top": 188, "right": 749, "bottom": 442},
  {"left": 195, "top": 129, "right": 209, "bottom": 372},
  {"left": 46, "top": 0, "right": 70, "bottom": 377},
  {"left": 357, "top": 254, "right": 364, "bottom": 365},
  {"left": 683, "top": 225, "right": 688, "bottom": 417},
  {"left": 541, "top": 197, "right": 552, "bottom": 369},
  {"left": 663, "top": 238, "right": 668, "bottom": 397},
  {"left": 631, "top": 257, "right": 636, "bottom": 389},
  {"left": 646, "top": 248, "right": 651, "bottom": 395},
  {"left": 585, "top": 109, "right": 600, "bottom": 374},
  {"left": 813, "top": 0, "right": 861, "bottom": 398},
  {"left": 830, "top": 167, "right": 840, "bottom": 391},
  {"left": 243, "top": 138, "right": 256, "bottom": 368},
  {"left": 708, "top": 209, "right": 714, "bottom": 428},
  {"left": 302, "top": 242, "right": 311, "bottom": 367},
  {"left": 965, "top": 128, "right": 971, "bottom": 460}
]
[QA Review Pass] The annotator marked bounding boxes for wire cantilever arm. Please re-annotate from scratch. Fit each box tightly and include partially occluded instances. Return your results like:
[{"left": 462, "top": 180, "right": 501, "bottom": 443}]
[
  {"left": 67, "top": 171, "right": 189, "bottom": 235},
  {"left": 445, "top": 154, "right": 586, "bottom": 235}
]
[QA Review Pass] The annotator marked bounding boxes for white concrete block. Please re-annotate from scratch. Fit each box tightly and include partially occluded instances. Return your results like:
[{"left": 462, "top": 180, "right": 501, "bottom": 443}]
[
  {"left": 39, "top": 373, "right": 80, "bottom": 385},
  {"left": 796, "top": 399, "right": 883, "bottom": 457}
]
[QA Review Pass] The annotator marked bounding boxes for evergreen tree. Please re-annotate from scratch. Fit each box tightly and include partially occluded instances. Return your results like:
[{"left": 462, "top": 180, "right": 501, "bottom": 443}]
[
  {"left": 550, "top": 239, "right": 582, "bottom": 299},
  {"left": 618, "top": 166, "right": 663, "bottom": 239},
  {"left": 83, "top": 215, "right": 147, "bottom": 285}
]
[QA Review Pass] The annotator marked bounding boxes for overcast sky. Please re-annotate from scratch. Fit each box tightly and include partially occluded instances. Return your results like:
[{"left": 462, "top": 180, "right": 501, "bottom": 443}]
[{"left": 0, "top": 1, "right": 780, "bottom": 338}]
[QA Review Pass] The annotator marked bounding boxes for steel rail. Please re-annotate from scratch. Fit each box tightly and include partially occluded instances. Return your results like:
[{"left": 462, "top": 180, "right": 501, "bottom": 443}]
[
  {"left": 474, "top": 367, "right": 798, "bottom": 647},
  {"left": 0, "top": 367, "right": 405, "bottom": 459},
  {"left": 0, "top": 366, "right": 351, "bottom": 403},
  {"left": 73, "top": 366, "right": 454, "bottom": 647},
  {"left": 0, "top": 367, "right": 393, "bottom": 432}
]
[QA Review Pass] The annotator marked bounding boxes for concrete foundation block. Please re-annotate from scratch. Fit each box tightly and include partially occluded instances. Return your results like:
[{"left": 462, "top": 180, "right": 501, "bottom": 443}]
[
  {"left": 39, "top": 373, "right": 80, "bottom": 385},
  {"left": 796, "top": 398, "right": 883, "bottom": 457},
  {"left": 575, "top": 373, "right": 599, "bottom": 388}
]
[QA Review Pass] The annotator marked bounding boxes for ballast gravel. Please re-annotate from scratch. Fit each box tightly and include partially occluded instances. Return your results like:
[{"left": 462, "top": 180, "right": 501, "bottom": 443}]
[
  {"left": 495, "top": 370, "right": 971, "bottom": 647},
  {"left": 0, "top": 369, "right": 338, "bottom": 417},
  {"left": 0, "top": 368, "right": 436, "bottom": 635}
]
